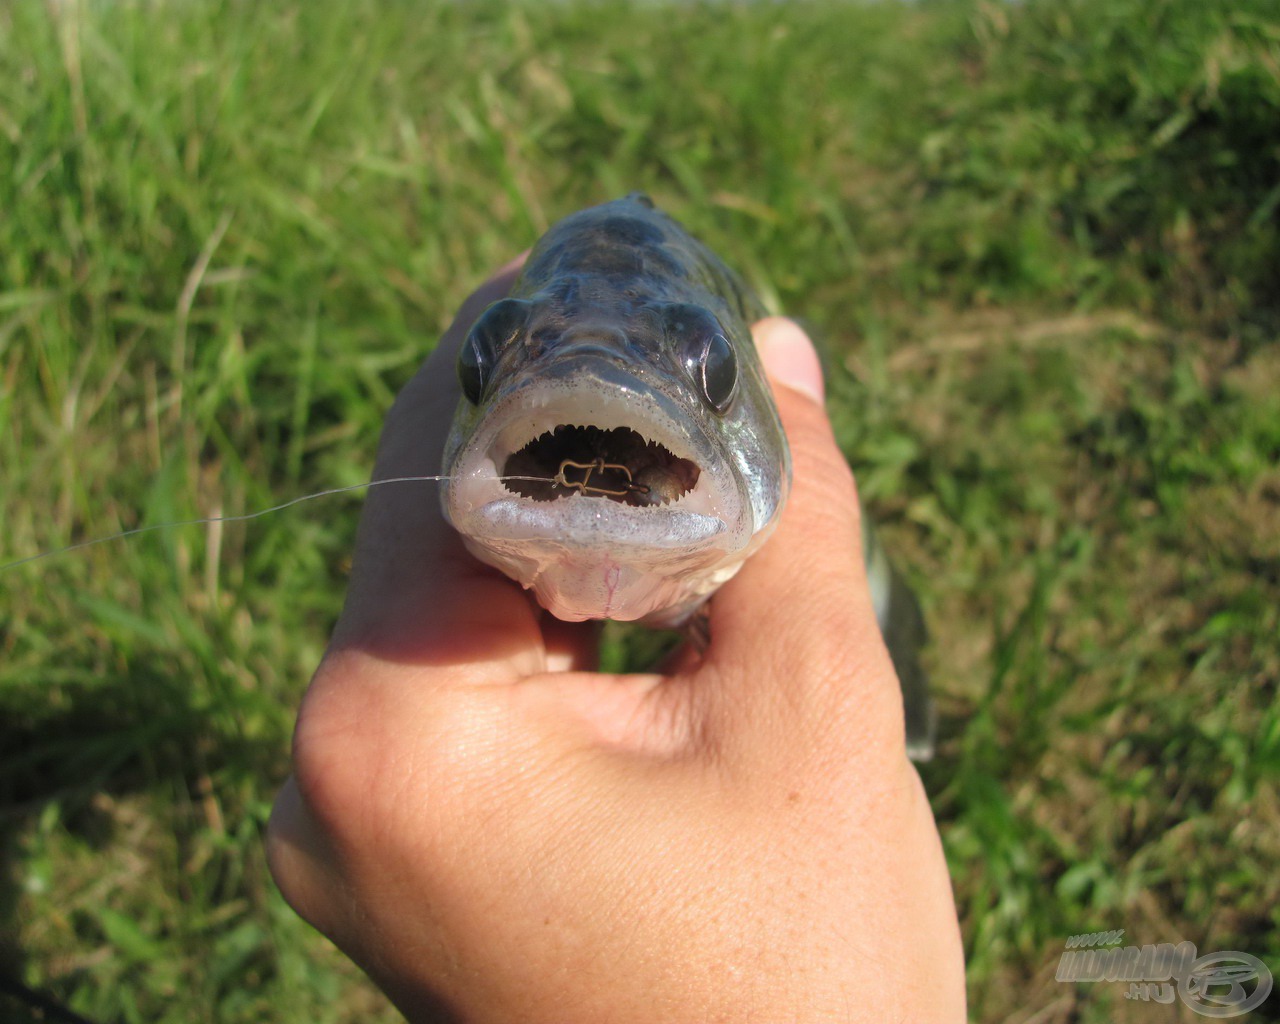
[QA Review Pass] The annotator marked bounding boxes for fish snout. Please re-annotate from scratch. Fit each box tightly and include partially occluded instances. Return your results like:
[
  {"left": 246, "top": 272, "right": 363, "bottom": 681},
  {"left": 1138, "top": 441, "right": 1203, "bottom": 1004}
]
[{"left": 555, "top": 322, "right": 633, "bottom": 357}]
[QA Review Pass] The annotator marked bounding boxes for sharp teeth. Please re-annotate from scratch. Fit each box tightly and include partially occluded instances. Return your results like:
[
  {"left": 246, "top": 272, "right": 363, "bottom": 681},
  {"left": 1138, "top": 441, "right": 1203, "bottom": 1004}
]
[{"left": 498, "top": 423, "right": 698, "bottom": 506}]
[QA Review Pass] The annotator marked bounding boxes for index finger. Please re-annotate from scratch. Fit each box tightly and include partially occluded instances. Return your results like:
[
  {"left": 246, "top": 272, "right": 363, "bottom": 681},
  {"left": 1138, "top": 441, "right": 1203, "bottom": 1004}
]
[{"left": 330, "top": 256, "right": 540, "bottom": 668}]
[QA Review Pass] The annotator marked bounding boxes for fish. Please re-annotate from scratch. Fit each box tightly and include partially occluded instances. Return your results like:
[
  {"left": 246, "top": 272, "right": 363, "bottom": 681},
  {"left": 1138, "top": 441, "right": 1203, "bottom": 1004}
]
[{"left": 441, "top": 194, "right": 935, "bottom": 758}]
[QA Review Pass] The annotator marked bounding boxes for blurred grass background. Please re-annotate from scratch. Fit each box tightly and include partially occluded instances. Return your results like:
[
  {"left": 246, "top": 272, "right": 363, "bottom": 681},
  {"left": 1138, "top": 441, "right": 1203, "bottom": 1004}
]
[{"left": 1, "top": 0, "right": 1277, "bottom": 1020}]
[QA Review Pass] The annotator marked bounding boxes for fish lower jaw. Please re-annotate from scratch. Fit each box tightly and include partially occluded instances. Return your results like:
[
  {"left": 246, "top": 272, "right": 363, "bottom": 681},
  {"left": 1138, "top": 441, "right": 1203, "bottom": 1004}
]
[
  {"left": 457, "top": 526, "right": 744, "bottom": 623},
  {"left": 454, "top": 495, "right": 728, "bottom": 546},
  {"left": 445, "top": 483, "right": 748, "bottom": 622}
]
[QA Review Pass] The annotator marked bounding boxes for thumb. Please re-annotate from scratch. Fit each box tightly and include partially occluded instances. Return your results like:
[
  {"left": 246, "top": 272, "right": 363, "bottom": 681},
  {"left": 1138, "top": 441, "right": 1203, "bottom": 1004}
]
[
  {"left": 708, "top": 319, "right": 904, "bottom": 753},
  {"left": 754, "top": 314, "right": 826, "bottom": 405}
]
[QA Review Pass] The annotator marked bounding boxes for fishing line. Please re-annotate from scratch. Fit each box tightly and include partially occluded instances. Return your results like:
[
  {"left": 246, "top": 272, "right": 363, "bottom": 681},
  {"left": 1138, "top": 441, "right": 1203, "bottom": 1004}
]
[{"left": 0, "top": 474, "right": 551, "bottom": 573}]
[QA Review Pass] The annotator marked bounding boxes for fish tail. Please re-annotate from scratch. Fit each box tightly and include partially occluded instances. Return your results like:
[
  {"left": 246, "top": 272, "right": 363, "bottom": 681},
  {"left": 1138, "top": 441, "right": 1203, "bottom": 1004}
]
[
  {"left": 863, "top": 519, "right": 936, "bottom": 761},
  {"left": 884, "top": 564, "right": 936, "bottom": 762}
]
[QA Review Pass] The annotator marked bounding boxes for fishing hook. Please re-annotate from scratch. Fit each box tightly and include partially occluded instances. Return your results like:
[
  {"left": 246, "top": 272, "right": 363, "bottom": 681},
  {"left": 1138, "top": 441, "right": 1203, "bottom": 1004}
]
[{"left": 553, "top": 458, "right": 650, "bottom": 498}]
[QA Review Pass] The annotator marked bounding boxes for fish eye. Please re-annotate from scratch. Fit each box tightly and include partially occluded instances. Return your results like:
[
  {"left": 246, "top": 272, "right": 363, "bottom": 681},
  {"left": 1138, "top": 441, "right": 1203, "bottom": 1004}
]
[
  {"left": 457, "top": 298, "right": 531, "bottom": 405},
  {"left": 457, "top": 333, "right": 490, "bottom": 405},
  {"left": 699, "top": 331, "right": 738, "bottom": 413},
  {"left": 665, "top": 304, "right": 738, "bottom": 414}
]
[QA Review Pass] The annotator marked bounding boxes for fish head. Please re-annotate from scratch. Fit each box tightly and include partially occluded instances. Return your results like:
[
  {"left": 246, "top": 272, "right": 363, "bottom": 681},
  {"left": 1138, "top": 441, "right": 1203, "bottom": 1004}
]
[{"left": 441, "top": 248, "right": 789, "bottom": 625}]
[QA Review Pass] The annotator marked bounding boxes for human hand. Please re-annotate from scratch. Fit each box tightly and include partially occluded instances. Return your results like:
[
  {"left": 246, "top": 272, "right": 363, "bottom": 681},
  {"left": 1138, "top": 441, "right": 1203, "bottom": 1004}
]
[{"left": 267, "top": 262, "right": 967, "bottom": 1023}]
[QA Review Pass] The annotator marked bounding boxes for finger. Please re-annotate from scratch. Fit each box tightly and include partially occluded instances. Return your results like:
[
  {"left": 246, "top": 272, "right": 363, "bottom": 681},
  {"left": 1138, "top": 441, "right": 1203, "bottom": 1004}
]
[
  {"left": 540, "top": 612, "right": 601, "bottom": 673},
  {"left": 269, "top": 265, "right": 538, "bottom": 954},
  {"left": 707, "top": 318, "right": 905, "bottom": 755},
  {"left": 265, "top": 775, "right": 348, "bottom": 942},
  {"left": 331, "top": 256, "right": 550, "bottom": 673}
]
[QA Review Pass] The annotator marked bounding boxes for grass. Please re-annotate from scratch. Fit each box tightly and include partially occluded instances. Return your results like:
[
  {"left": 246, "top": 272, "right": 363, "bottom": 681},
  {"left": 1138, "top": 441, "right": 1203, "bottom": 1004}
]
[{"left": 1, "top": 0, "right": 1277, "bottom": 1020}]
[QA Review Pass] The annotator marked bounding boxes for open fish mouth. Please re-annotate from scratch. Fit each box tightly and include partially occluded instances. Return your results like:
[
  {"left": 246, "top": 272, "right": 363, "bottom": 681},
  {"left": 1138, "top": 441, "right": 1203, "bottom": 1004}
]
[
  {"left": 502, "top": 424, "right": 701, "bottom": 507},
  {"left": 444, "top": 394, "right": 745, "bottom": 620},
  {"left": 444, "top": 379, "right": 753, "bottom": 552}
]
